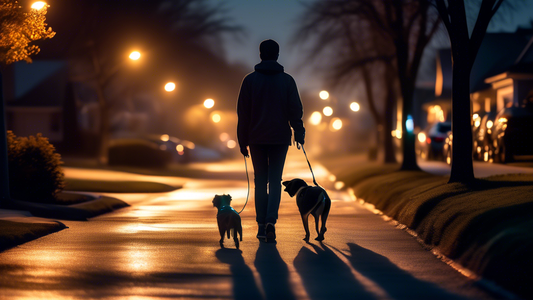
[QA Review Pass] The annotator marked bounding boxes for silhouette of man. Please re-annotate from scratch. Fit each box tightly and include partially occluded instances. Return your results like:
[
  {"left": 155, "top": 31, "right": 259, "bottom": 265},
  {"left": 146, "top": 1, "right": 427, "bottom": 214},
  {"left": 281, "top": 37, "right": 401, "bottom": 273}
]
[{"left": 237, "top": 39, "right": 305, "bottom": 241}]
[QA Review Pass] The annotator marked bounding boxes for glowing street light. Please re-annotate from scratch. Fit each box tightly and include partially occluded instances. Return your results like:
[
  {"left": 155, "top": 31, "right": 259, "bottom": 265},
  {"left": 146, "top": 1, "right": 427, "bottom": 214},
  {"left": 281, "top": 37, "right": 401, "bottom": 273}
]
[
  {"left": 331, "top": 118, "right": 343, "bottom": 131},
  {"left": 204, "top": 98, "right": 215, "bottom": 109},
  {"left": 164, "top": 82, "right": 176, "bottom": 92},
  {"left": 129, "top": 51, "right": 141, "bottom": 60},
  {"left": 319, "top": 90, "right": 330, "bottom": 100},
  {"left": 309, "top": 111, "right": 322, "bottom": 125},
  {"left": 350, "top": 102, "right": 360, "bottom": 112},
  {"left": 31, "top": 1, "right": 47, "bottom": 10},
  {"left": 211, "top": 112, "right": 221, "bottom": 123},
  {"left": 323, "top": 106, "right": 333, "bottom": 117}
]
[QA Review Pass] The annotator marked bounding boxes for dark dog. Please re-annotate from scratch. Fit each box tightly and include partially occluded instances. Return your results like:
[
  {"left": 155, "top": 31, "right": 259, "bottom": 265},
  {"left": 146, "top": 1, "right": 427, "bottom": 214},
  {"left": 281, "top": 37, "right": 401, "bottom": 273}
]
[
  {"left": 283, "top": 179, "right": 331, "bottom": 241},
  {"left": 212, "top": 194, "right": 243, "bottom": 249}
]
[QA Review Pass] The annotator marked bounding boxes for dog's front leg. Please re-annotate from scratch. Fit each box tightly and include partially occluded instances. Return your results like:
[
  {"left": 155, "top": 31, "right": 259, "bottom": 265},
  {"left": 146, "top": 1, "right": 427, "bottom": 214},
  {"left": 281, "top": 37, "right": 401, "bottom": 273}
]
[
  {"left": 301, "top": 214, "right": 310, "bottom": 241},
  {"left": 219, "top": 229, "right": 225, "bottom": 248}
]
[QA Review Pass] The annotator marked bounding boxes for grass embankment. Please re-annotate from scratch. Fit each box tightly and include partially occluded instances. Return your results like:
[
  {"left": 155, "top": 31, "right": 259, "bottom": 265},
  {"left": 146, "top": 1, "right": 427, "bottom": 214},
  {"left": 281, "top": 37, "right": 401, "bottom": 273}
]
[
  {"left": 0, "top": 220, "right": 66, "bottom": 252},
  {"left": 320, "top": 155, "right": 533, "bottom": 299}
]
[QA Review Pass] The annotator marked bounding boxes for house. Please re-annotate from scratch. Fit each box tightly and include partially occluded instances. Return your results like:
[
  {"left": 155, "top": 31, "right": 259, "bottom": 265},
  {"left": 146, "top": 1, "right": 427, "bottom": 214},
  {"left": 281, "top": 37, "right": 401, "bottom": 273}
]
[
  {"left": 428, "top": 28, "right": 533, "bottom": 124},
  {"left": 4, "top": 60, "right": 69, "bottom": 143}
]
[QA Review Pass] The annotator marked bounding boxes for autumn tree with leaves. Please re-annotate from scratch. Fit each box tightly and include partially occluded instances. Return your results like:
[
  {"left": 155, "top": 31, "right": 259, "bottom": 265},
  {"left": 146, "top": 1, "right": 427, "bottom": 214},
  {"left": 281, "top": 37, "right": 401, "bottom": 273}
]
[{"left": 0, "top": 0, "right": 55, "bottom": 203}]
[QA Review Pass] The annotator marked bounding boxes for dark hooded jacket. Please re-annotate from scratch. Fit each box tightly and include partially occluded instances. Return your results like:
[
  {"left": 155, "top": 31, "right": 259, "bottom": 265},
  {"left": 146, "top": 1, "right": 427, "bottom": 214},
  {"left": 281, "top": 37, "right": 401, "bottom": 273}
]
[{"left": 237, "top": 60, "right": 305, "bottom": 149}]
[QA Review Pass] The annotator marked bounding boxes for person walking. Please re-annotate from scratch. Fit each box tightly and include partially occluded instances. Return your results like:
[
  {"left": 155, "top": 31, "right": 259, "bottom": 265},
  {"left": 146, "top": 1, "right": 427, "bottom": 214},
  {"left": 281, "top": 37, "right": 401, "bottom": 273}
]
[{"left": 237, "top": 39, "right": 305, "bottom": 241}]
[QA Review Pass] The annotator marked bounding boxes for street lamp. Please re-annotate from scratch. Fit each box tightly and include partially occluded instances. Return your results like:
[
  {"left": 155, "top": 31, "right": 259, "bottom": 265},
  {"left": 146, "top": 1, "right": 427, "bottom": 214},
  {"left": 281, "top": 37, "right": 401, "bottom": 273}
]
[
  {"left": 164, "top": 82, "right": 176, "bottom": 92},
  {"left": 350, "top": 102, "right": 360, "bottom": 112},
  {"left": 31, "top": 1, "right": 46, "bottom": 10},
  {"left": 323, "top": 106, "right": 333, "bottom": 117},
  {"left": 129, "top": 51, "right": 141, "bottom": 61},
  {"left": 204, "top": 98, "right": 215, "bottom": 109},
  {"left": 319, "top": 90, "right": 329, "bottom": 100}
]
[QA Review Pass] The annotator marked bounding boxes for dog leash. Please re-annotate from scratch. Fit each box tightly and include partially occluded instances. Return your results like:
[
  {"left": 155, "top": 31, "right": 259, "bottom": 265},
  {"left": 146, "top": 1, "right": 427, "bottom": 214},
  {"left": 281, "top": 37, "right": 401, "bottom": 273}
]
[
  {"left": 297, "top": 143, "right": 319, "bottom": 186},
  {"left": 238, "top": 155, "right": 250, "bottom": 214}
]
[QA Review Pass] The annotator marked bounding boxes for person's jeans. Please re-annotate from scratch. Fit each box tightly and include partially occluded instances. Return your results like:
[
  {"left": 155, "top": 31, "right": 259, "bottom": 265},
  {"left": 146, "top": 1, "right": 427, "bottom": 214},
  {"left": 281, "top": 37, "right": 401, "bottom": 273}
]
[{"left": 249, "top": 144, "right": 289, "bottom": 225}]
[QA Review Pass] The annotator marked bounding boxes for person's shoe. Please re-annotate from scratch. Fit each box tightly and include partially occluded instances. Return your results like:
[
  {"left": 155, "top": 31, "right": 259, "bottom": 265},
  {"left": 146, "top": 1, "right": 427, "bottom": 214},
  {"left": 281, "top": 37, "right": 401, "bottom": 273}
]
[
  {"left": 256, "top": 224, "right": 266, "bottom": 239},
  {"left": 265, "top": 223, "right": 276, "bottom": 242}
]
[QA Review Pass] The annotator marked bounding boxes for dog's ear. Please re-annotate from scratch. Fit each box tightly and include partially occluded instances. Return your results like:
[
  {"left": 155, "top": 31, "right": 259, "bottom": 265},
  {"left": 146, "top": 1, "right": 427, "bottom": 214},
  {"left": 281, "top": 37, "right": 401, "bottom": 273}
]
[{"left": 282, "top": 181, "right": 289, "bottom": 187}]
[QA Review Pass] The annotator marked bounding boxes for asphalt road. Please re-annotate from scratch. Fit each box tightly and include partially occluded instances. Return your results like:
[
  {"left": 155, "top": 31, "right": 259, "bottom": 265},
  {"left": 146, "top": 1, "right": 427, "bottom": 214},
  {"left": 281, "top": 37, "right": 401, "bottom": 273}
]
[{"left": 0, "top": 149, "right": 503, "bottom": 299}]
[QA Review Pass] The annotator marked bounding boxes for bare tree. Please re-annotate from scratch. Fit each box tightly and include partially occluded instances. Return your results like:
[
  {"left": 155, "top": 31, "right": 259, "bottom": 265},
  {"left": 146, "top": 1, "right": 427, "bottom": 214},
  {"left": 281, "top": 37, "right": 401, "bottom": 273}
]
[
  {"left": 432, "top": 0, "right": 504, "bottom": 183},
  {"left": 66, "top": 0, "right": 242, "bottom": 164},
  {"left": 294, "top": 0, "right": 440, "bottom": 168}
]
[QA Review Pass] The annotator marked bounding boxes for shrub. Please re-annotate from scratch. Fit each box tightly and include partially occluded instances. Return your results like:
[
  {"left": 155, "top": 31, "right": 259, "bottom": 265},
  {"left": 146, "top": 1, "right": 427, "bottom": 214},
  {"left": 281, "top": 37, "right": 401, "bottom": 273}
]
[{"left": 7, "top": 131, "right": 65, "bottom": 202}]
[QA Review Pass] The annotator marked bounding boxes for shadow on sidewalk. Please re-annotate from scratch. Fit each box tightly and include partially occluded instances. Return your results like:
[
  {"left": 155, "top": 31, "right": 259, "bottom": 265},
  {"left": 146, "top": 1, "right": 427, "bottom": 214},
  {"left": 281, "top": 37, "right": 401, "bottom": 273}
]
[
  {"left": 255, "top": 241, "right": 297, "bottom": 300},
  {"left": 343, "top": 243, "right": 470, "bottom": 300},
  {"left": 216, "top": 248, "right": 263, "bottom": 300},
  {"left": 294, "top": 243, "right": 376, "bottom": 300}
]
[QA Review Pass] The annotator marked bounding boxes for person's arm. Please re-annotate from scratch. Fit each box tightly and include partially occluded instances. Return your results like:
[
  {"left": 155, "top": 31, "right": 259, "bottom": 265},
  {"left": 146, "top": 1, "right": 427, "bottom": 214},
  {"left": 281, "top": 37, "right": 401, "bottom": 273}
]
[
  {"left": 287, "top": 76, "right": 305, "bottom": 144},
  {"left": 237, "top": 76, "right": 252, "bottom": 156}
]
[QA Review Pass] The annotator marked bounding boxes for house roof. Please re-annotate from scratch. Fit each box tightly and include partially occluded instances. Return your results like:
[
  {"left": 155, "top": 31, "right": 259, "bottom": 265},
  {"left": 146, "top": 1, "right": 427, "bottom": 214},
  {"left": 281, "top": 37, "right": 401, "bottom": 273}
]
[
  {"left": 471, "top": 29, "right": 533, "bottom": 92},
  {"left": 436, "top": 28, "right": 533, "bottom": 95},
  {"left": 6, "top": 62, "right": 68, "bottom": 107}
]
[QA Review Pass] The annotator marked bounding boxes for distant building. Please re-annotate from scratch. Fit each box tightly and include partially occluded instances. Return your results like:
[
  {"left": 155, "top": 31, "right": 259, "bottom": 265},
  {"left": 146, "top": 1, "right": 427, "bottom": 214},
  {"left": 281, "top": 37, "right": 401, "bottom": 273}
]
[{"left": 427, "top": 28, "right": 533, "bottom": 124}]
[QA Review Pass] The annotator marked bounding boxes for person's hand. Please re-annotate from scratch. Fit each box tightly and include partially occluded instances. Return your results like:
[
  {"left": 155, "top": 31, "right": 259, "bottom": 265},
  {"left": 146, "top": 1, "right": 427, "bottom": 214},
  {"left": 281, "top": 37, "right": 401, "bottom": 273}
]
[
  {"left": 295, "top": 133, "right": 304, "bottom": 146},
  {"left": 240, "top": 146, "right": 249, "bottom": 157}
]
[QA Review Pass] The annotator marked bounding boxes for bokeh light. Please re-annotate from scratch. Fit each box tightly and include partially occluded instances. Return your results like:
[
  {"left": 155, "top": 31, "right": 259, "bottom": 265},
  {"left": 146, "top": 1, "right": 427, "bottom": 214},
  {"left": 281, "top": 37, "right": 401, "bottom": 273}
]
[
  {"left": 160, "top": 134, "right": 170, "bottom": 142},
  {"left": 227, "top": 140, "right": 237, "bottom": 149},
  {"left": 211, "top": 113, "right": 221, "bottom": 123},
  {"left": 350, "top": 102, "right": 360, "bottom": 112},
  {"left": 323, "top": 106, "right": 333, "bottom": 116},
  {"left": 164, "top": 82, "right": 176, "bottom": 92},
  {"left": 319, "top": 90, "right": 329, "bottom": 100},
  {"left": 31, "top": 1, "right": 46, "bottom": 10},
  {"left": 129, "top": 51, "right": 141, "bottom": 60},
  {"left": 310, "top": 111, "right": 322, "bottom": 125},
  {"left": 204, "top": 98, "right": 215, "bottom": 109},
  {"left": 331, "top": 118, "right": 343, "bottom": 131}
]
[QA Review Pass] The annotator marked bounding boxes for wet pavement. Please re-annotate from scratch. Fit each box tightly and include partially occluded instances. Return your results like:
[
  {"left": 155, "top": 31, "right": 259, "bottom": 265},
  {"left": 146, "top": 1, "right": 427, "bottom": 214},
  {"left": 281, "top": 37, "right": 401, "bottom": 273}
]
[{"left": 0, "top": 149, "right": 501, "bottom": 299}]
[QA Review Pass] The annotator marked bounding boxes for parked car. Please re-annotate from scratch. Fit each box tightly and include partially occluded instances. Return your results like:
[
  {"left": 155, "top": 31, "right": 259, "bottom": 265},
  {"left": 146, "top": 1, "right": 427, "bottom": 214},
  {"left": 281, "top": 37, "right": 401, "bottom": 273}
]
[
  {"left": 473, "top": 112, "right": 496, "bottom": 161},
  {"left": 489, "top": 106, "right": 533, "bottom": 163},
  {"left": 417, "top": 122, "right": 451, "bottom": 160}
]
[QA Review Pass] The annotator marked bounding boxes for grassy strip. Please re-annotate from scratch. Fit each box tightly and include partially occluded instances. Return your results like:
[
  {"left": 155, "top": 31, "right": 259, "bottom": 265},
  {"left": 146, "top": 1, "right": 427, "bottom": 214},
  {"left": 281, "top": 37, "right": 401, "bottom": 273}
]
[
  {"left": 0, "top": 220, "right": 66, "bottom": 252},
  {"left": 321, "top": 158, "right": 533, "bottom": 298},
  {"left": 64, "top": 179, "right": 180, "bottom": 193}
]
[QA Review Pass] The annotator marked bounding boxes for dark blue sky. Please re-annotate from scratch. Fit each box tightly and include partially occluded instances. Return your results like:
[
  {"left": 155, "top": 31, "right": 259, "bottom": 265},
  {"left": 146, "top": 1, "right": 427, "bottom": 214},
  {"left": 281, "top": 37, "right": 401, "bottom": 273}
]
[{"left": 211, "top": 0, "right": 533, "bottom": 92}]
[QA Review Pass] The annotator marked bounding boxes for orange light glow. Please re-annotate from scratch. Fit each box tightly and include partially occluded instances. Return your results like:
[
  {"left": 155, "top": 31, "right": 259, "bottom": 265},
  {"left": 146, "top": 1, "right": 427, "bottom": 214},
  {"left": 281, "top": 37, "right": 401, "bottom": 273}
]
[
  {"left": 129, "top": 51, "right": 141, "bottom": 60},
  {"left": 160, "top": 134, "right": 170, "bottom": 142},
  {"left": 319, "top": 90, "right": 329, "bottom": 100},
  {"left": 212, "top": 113, "right": 221, "bottom": 123},
  {"left": 164, "top": 82, "right": 176, "bottom": 92},
  {"left": 227, "top": 140, "right": 237, "bottom": 149},
  {"left": 204, "top": 99, "right": 215, "bottom": 109},
  {"left": 323, "top": 106, "right": 333, "bottom": 116},
  {"left": 31, "top": 1, "right": 46, "bottom": 10},
  {"left": 331, "top": 118, "right": 342, "bottom": 131},
  {"left": 350, "top": 102, "right": 360, "bottom": 112},
  {"left": 310, "top": 111, "right": 322, "bottom": 125}
]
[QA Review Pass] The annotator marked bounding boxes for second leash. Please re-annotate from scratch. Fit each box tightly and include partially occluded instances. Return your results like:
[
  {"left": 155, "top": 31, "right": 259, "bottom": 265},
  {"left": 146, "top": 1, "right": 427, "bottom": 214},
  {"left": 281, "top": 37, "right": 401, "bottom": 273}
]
[
  {"left": 238, "top": 155, "right": 250, "bottom": 214},
  {"left": 300, "top": 144, "right": 319, "bottom": 187}
]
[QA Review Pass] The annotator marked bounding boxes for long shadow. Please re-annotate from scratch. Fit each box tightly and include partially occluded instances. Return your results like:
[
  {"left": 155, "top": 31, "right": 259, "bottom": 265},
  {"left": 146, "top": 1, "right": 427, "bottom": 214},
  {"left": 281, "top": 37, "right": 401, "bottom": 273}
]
[
  {"left": 216, "top": 248, "right": 263, "bottom": 300},
  {"left": 255, "top": 241, "right": 297, "bottom": 300},
  {"left": 344, "top": 243, "right": 470, "bottom": 300},
  {"left": 294, "top": 243, "right": 376, "bottom": 300}
]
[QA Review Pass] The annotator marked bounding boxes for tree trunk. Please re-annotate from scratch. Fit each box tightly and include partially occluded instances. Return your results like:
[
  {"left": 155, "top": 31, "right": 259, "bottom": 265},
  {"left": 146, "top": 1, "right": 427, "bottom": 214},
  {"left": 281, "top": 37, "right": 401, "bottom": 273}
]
[
  {"left": 449, "top": 61, "right": 475, "bottom": 183},
  {"left": 0, "top": 72, "right": 10, "bottom": 204},
  {"left": 399, "top": 81, "right": 420, "bottom": 171},
  {"left": 383, "top": 69, "right": 397, "bottom": 163}
]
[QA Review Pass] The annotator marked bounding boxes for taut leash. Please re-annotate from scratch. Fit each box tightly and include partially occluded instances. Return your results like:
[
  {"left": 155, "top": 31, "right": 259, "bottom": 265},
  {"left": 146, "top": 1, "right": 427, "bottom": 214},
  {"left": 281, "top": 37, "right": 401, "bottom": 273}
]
[
  {"left": 298, "top": 143, "right": 319, "bottom": 186},
  {"left": 237, "top": 155, "right": 250, "bottom": 214}
]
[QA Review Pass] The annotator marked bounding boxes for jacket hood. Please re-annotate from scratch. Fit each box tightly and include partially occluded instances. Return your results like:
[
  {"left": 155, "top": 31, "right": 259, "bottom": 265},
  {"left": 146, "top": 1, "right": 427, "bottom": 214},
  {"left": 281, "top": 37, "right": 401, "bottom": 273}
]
[{"left": 254, "top": 60, "right": 284, "bottom": 75}]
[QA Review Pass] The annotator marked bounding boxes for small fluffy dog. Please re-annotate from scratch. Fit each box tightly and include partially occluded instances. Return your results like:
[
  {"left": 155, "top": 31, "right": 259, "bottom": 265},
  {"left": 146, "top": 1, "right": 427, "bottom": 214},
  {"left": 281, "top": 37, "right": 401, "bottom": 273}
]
[
  {"left": 283, "top": 179, "right": 331, "bottom": 241},
  {"left": 212, "top": 194, "right": 243, "bottom": 249}
]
